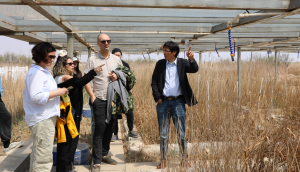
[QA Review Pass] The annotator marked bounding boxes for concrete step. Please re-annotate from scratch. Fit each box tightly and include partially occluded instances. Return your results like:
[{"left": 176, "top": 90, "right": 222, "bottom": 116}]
[
  {"left": 0, "top": 136, "right": 32, "bottom": 172},
  {"left": 125, "top": 162, "right": 159, "bottom": 172},
  {"left": 0, "top": 156, "right": 7, "bottom": 163}
]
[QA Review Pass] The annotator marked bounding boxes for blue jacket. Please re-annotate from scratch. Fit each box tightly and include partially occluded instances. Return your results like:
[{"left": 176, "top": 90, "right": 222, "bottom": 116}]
[{"left": 0, "top": 76, "right": 3, "bottom": 97}]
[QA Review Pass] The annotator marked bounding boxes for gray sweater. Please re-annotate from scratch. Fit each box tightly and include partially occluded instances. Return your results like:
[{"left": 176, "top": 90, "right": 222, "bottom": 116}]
[{"left": 106, "top": 70, "right": 128, "bottom": 123}]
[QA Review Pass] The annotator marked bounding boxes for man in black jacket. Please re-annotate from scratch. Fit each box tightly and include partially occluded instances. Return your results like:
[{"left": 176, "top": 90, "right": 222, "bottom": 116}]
[
  {"left": 151, "top": 41, "right": 198, "bottom": 169},
  {"left": 111, "top": 48, "right": 138, "bottom": 140}
]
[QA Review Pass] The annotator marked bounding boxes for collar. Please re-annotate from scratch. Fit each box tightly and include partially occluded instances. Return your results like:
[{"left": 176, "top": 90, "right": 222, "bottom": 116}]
[
  {"left": 97, "top": 51, "right": 111, "bottom": 59},
  {"left": 31, "top": 63, "right": 49, "bottom": 72},
  {"left": 166, "top": 58, "right": 177, "bottom": 65}
]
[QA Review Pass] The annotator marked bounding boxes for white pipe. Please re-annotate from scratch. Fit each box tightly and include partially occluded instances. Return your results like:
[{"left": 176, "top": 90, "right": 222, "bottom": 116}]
[
  {"left": 227, "top": 12, "right": 289, "bottom": 27},
  {"left": 71, "top": 30, "right": 211, "bottom": 35},
  {"left": 228, "top": 8, "right": 300, "bottom": 28}
]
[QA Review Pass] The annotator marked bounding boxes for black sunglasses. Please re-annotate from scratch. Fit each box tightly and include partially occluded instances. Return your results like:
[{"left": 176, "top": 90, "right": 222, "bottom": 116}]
[
  {"left": 99, "top": 40, "right": 111, "bottom": 44},
  {"left": 48, "top": 55, "right": 56, "bottom": 59},
  {"left": 66, "top": 62, "right": 74, "bottom": 66}
]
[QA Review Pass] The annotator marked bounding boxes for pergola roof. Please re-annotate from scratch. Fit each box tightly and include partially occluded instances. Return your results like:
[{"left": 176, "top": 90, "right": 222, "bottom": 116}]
[{"left": 1, "top": 0, "right": 300, "bottom": 55}]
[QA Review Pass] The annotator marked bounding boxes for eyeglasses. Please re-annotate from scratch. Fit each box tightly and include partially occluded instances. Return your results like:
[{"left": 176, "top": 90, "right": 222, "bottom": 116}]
[
  {"left": 99, "top": 40, "right": 111, "bottom": 44},
  {"left": 163, "top": 50, "right": 171, "bottom": 53},
  {"left": 48, "top": 55, "right": 56, "bottom": 59},
  {"left": 66, "top": 62, "right": 74, "bottom": 66}
]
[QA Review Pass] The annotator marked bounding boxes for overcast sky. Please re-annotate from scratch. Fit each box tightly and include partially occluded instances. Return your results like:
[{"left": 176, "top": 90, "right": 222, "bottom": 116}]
[{"left": 1, "top": 36, "right": 300, "bottom": 63}]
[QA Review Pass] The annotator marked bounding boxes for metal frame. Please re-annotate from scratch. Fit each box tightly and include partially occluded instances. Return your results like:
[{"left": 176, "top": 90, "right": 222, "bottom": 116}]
[
  {"left": 3, "top": 1, "right": 300, "bottom": 104},
  {"left": 0, "top": 3, "right": 299, "bottom": 55}
]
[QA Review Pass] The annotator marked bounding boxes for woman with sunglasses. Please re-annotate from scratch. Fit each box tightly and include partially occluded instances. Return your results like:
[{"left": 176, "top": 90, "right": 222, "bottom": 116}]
[
  {"left": 72, "top": 57, "right": 82, "bottom": 78},
  {"left": 53, "top": 56, "right": 103, "bottom": 172},
  {"left": 23, "top": 42, "right": 69, "bottom": 172}
]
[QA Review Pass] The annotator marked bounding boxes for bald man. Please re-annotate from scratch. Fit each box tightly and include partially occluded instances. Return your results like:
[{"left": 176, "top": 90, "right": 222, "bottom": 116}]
[{"left": 84, "top": 34, "right": 122, "bottom": 172}]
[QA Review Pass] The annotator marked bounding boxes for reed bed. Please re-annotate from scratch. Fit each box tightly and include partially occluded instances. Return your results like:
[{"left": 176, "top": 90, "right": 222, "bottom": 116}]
[
  {"left": 2, "top": 54, "right": 300, "bottom": 170},
  {"left": 130, "top": 59, "right": 300, "bottom": 171}
]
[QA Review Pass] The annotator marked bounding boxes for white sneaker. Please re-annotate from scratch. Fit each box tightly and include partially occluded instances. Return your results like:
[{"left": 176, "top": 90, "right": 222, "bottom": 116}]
[
  {"left": 91, "top": 164, "right": 101, "bottom": 172},
  {"left": 2, "top": 140, "right": 24, "bottom": 155}
]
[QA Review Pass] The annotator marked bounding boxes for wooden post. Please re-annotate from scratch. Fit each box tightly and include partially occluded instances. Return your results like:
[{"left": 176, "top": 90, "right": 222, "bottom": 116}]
[
  {"left": 67, "top": 33, "right": 73, "bottom": 58},
  {"left": 237, "top": 47, "right": 241, "bottom": 103},
  {"left": 88, "top": 47, "right": 92, "bottom": 58},
  {"left": 197, "top": 52, "right": 202, "bottom": 100},
  {"left": 275, "top": 50, "right": 278, "bottom": 82}
]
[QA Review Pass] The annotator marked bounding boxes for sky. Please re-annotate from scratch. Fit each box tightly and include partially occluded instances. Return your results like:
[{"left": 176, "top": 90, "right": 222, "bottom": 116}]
[{"left": 1, "top": 36, "right": 300, "bottom": 63}]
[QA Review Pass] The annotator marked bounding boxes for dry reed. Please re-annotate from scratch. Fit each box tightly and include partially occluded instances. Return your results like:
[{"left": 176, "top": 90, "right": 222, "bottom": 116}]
[
  {"left": 2, "top": 55, "right": 300, "bottom": 171},
  {"left": 130, "top": 59, "right": 300, "bottom": 171}
]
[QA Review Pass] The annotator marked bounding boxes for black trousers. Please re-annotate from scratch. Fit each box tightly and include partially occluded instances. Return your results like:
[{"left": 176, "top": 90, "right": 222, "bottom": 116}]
[
  {"left": 92, "top": 98, "right": 116, "bottom": 164},
  {"left": 56, "top": 124, "right": 79, "bottom": 172},
  {"left": 0, "top": 98, "right": 12, "bottom": 148},
  {"left": 113, "top": 110, "right": 134, "bottom": 135}
]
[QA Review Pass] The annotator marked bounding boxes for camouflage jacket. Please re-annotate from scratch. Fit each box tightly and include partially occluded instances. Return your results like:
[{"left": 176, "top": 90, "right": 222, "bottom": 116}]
[{"left": 111, "top": 65, "right": 136, "bottom": 116}]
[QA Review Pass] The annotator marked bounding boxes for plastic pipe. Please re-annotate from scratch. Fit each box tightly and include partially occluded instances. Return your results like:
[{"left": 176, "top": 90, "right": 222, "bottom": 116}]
[
  {"left": 227, "top": 12, "right": 290, "bottom": 27},
  {"left": 228, "top": 27, "right": 234, "bottom": 61},
  {"left": 215, "top": 45, "right": 220, "bottom": 57}
]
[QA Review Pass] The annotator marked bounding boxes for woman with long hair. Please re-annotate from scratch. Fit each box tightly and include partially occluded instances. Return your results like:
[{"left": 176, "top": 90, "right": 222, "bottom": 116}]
[
  {"left": 72, "top": 57, "right": 82, "bottom": 78},
  {"left": 23, "top": 42, "right": 69, "bottom": 172},
  {"left": 53, "top": 56, "right": 103, "bottom": 172}
]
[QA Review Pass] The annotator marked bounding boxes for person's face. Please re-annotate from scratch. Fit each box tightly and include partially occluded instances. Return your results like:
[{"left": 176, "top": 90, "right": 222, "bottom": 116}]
[
  {"left": 97, "top": 34, "right": 111, "bottom": 51},
  {"left": 65, "top": 58, "right": 74, "bottom": 74},
  {"left": 45, "top": 51, "right": 56, "bottom": 67},
  {"left": 113, "top": 52, "right": 122, "bottom": 59},
  {"left": 73, "top": 61, "right": 78, "bottom": 68},
  {"left": 163, "top": 47, "right": 176, "bottom": 61}
]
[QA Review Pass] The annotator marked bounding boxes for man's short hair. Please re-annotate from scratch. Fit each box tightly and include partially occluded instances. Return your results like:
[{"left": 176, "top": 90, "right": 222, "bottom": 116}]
[
  {"left": 163, "top": 41, "right": 180, "bottom": 57},
  {"left": 97, "top": 33, "right": 107, "bottom": 42},
  {"left": 112, "top": 48, "right": 122, "bottom": 55}
]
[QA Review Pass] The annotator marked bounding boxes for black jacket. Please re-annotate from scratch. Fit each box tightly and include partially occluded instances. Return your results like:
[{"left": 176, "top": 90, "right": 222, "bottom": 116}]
[
  {"left": 151, "top": 58, "right": 198, "bottom": 107},
  {"left": 121, "top": 60, "right": 131, "bottom": 92},
  {"left": 57, "top": 70, "right": 97, "bottom": 123},
  {"left": 121, "top": 60, "right": 130, "bottom": 69}
]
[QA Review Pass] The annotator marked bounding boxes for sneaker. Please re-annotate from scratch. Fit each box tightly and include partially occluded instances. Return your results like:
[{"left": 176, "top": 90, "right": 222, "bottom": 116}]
[
  {"left": 128, "top": 131, "right": 138, "bottom": 138},
  {"left": 102, "top": 155, "right": 117, "bottom": 165},
  {"left": 2, "top": 140, "right": 24, "bottom": 155},
  {"left": 91, "top": 164, "right": 101, "bottom": 172},
  {"left": 157, "top": 160, "right": 167, "bottom": 169},
  {"left": 111, "top": 135, "right": 118, "bottom": 142}
]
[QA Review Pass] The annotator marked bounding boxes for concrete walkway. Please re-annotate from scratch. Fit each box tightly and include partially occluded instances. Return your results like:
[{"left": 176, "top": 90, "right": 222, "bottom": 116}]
[
  {"left": 0, "top": 136, "right": 32, "bottom": 172},
  {"left": 50, "top": 119, "right": 160, "bottom": 172},
  {"left": 0, "top": 119, "right": 161, "bottom": 172}
]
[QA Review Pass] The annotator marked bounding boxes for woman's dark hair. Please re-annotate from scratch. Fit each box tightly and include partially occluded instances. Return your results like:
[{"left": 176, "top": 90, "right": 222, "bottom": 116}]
[
  {"left": 31, "top": 42, "right": 56, "bottom": 63},
  {"left": 163, "top": 41, "right": 180, "bottom": 57},
  {"left": 53, "top": 56, "right": 72, "bottom": 78},
  {"left": 74, "top": 62, "right": 82, "bottom": 78}
]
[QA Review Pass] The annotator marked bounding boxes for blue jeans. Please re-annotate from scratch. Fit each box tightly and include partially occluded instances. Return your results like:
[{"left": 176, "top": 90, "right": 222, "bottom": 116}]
[{"left": 156, "top": 98, "right": 187, "bottom": 160}]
